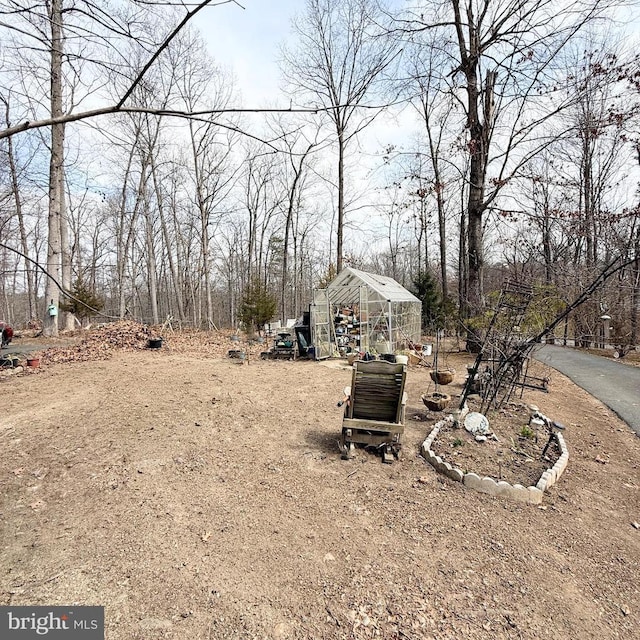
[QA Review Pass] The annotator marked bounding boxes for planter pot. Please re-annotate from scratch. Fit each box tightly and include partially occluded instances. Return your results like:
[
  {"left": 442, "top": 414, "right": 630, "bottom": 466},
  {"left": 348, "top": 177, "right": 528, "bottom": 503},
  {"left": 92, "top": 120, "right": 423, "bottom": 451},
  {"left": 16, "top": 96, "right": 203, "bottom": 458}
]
[
  {"left": 430, "top": 369, "right": 455, "bottom": 385},
  {"left": 26, "top": 358, "right": 40, "bottom": 368},
  {"left": 147, "top": 338, "right": 163, "bottom": 349},
  {"left": 421, "top": 392, "right": 451, "bottom": 412}
]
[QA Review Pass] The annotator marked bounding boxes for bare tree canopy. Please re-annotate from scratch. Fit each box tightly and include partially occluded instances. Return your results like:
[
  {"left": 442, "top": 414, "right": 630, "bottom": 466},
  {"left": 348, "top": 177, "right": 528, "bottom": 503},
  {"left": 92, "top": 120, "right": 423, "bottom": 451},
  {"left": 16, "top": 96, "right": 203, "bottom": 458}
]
[{"left": 282, "top": 0, "right": 400, "bottom": 272}]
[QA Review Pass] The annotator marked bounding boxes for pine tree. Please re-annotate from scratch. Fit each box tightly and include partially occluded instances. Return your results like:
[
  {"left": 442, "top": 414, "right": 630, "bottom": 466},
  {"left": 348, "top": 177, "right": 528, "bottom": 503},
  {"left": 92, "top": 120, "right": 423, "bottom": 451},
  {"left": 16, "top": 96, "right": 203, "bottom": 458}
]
[
  {"left": 238, "top": 279, "right": 277, "bottom": 335},
  {"left": 412, "top": 271, "right": 443, "bottom": 332},
  {"left": 59, "top": 277, "right": 104, "bottom": 325}
]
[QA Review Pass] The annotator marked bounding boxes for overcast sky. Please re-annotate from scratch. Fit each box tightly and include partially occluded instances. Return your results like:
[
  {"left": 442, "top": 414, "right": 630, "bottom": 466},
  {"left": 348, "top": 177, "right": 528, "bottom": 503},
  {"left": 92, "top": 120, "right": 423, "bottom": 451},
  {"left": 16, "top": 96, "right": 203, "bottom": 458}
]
[
  {"left": 193, "top": 0, "right": 298, "bottom": 106},
  {"left": 190, "top": 0, "right": 418, "bottom": 251}
]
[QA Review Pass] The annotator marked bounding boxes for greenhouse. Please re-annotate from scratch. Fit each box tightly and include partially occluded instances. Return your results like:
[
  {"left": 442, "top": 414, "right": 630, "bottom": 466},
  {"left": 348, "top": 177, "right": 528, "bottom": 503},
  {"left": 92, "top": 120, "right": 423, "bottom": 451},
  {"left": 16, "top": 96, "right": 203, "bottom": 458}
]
[{"left": 310, "top": 267, "right": 422, "bottom": 359}]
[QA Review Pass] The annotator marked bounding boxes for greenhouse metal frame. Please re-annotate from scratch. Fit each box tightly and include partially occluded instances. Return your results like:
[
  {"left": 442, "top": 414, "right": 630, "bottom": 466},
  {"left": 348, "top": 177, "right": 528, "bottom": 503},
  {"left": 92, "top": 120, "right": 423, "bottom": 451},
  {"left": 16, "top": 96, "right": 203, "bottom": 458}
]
[{"left": 310, "top": 268, "right": 422, "bottom": 359}]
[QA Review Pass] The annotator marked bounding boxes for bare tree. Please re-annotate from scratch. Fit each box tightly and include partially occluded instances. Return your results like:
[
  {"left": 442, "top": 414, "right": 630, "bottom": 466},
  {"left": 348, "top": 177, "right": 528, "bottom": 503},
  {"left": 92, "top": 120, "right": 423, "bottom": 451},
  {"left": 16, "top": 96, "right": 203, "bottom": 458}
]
[
  {"left": 265, "top": 116, "right": 321, "bottom": 322},
  {"left": 173, "top": 29, "right": 240, "bottom": 328},
  {"left": 396, "top": 0, "right": 616, "bottom": 320},
  {"left": 402, "top": 34, "right": 464, "bottom": 303},
  {"left": 282, "top": 0, "right": 399, "bottom": 273},
  {"left": 1, "top": 96, "right": 38, "bottom": 320}
]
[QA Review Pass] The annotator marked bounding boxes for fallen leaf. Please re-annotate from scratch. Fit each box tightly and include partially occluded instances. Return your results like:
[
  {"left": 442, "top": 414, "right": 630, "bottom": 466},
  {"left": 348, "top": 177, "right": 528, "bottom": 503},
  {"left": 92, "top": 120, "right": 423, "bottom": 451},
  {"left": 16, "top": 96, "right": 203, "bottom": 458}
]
[
  {"left": 12, "top": 468, "right": 23, "bottom": 476},
  {"left": 632, "top": 522, "right": 640, "bottom": 530},
  {"left": 29, "top": 500, "right": 45, "bottom": 510},
  {"left": 201, "top": 531, "right": 211, "bottom": 542},
  {"left": 594, "top": 455, "right": 608, "bottom": 464}
]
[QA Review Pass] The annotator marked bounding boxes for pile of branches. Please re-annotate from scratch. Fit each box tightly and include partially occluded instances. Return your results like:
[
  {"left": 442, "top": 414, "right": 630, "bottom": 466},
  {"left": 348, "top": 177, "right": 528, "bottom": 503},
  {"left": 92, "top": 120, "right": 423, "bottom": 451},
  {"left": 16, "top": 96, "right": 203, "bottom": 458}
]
[
  {"left": 37, "top": 323, "right": 269, "bottom": 365},
  {"left": 39, "top": 321, "right": 153, "bottom": 365}
]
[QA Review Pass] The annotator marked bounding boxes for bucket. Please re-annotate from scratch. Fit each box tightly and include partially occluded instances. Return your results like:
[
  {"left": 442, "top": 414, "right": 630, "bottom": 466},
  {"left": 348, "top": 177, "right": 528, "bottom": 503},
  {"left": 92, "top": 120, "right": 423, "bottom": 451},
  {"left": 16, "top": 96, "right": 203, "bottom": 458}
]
[
  {"left": 395, "top": 354, "right": 408, "bottom": 365},
  {"left": 147, "top": 338, "right": 163, "bottom": 349},
  {"left": 422, "top": 344, "right": 433, "bottom": 356},
  {"left": 26, "top": 358, "right": 40, "bottom": 368}
]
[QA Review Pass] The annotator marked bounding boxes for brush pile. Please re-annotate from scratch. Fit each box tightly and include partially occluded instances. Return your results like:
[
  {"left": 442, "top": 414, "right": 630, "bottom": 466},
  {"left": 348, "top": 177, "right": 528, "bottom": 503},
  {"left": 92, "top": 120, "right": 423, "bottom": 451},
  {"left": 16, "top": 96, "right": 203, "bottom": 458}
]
[
  {"left": 39, "top": 321, "right": 153, "bottom": 365},
  {"left": 36, "top": 322, "right": 268, "bottom": 365}
]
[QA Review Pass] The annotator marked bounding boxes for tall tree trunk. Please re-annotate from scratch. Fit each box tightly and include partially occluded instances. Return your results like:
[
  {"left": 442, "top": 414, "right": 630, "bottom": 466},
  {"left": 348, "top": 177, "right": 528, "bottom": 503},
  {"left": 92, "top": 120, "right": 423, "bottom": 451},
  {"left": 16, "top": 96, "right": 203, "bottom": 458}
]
[
  {"left": 189, "top": 121, "right": 214, "bottom": 328},
  {"left": 44, "top": 0, "right": 64, "bottom": 337},
  {"left": 154, "top": 163, "right": 186, "bottom": 322},
  {"left": 452, "top": 0, "right": 495, "bottom": 318},
  {"left": 465, "top": 70, "right": 495, "bottom": 316},
  {"left": 423, "top": 104, "right": 448, "bottom": 300},
  {"left": 118, "top": 166, "right": 145, "bottom": 318},
  {"left": 5, "top": 105, "right": 37, "bottom": 319},
  {"left": 337, "top": 128, "right": 345, "bottom": 273},
  {"left": 458, "top": 202, "right": 468, "bottom": 320},
  {"left": 582, "top": 130, "right": 595, "bottom": 268},
  {"left": 60, "top": 181, "right": 75, "bottom": 329},
  {"left": 435, "top": 183, "right": 447, "bottom": 301},
  {"left": 281, "top": 145, "right": 311, "bottom": 322},
  {"left": 144, "top": 193, "right": 159, "bottom": 325}
]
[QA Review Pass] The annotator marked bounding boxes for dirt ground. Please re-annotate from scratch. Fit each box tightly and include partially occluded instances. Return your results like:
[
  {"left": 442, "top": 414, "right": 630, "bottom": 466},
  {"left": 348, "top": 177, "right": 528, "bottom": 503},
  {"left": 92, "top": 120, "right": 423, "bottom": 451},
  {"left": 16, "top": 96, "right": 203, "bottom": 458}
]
[{"left": 1, "top": 327, "right": 639, "bottom": 640}]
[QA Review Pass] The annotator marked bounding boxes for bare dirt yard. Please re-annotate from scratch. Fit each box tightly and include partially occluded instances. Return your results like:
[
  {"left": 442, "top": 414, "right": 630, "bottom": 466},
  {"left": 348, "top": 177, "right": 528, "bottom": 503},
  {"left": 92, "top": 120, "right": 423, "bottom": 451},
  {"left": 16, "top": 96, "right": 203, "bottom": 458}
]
[{"left": 1, "top": 324, "right": 639, "bottom": 639}]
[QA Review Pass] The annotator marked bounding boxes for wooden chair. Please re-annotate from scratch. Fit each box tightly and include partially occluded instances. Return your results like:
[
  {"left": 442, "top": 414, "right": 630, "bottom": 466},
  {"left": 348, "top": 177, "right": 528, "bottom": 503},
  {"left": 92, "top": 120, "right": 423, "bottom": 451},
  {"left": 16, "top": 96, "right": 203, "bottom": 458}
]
[{"left": 340, "top": 360, "right": 408, "bottom": 463}]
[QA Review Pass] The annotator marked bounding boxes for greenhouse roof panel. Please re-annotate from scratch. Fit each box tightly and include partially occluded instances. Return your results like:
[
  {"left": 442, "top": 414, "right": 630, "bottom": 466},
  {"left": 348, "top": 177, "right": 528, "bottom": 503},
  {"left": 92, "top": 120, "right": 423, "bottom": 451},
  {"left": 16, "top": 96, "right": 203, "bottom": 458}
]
[{"left": 328, "top": 267, "right": 421, "bottom": 303}]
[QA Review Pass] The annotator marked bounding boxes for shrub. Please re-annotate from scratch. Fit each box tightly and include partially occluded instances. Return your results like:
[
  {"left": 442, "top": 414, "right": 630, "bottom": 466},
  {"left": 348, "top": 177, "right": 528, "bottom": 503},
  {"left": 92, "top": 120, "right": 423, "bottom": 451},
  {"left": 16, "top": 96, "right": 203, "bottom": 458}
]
[
  {"left": 59, "top": 277, "right": 104, "bottom": 324},
  {"left": 238, "top": 278, "right": 277, "bottom": 335}
]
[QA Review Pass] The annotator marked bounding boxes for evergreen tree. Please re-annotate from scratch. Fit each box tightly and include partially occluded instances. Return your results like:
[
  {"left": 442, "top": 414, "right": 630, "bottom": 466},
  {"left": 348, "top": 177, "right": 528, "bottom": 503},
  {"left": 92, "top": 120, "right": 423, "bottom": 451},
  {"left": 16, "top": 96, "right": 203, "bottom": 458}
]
[
  {"left": 238, "top": 279, "right": 277, "bottom": 335},
  {"left": 412, "top": 271, "right": 443, "bottom": 332},
  {"left": 59, "top": 277, "right": 104, "bottom": 325}
]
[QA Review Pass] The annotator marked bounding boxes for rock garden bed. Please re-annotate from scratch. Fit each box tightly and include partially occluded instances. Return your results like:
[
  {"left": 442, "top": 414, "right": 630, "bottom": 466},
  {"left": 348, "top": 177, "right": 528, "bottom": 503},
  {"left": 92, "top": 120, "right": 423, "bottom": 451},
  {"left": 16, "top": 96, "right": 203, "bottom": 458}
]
[{"left": 429, "top": 400, "right": 560, "bottom": 487}]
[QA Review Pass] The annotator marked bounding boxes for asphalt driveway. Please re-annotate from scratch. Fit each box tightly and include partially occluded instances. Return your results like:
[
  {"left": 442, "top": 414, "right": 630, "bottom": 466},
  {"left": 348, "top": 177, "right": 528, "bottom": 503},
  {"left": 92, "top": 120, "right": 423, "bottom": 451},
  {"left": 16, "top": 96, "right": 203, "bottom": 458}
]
[{"left": 533, "top": 344, "right": 640, "bottom": 436}]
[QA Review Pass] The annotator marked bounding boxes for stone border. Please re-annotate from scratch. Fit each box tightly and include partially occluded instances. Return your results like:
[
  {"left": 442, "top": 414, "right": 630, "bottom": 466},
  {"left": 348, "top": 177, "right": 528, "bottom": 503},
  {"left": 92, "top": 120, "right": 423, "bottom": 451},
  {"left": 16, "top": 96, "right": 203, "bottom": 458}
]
[{"left": 421, "top": 410, "right": 569, "bottom": 505}]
